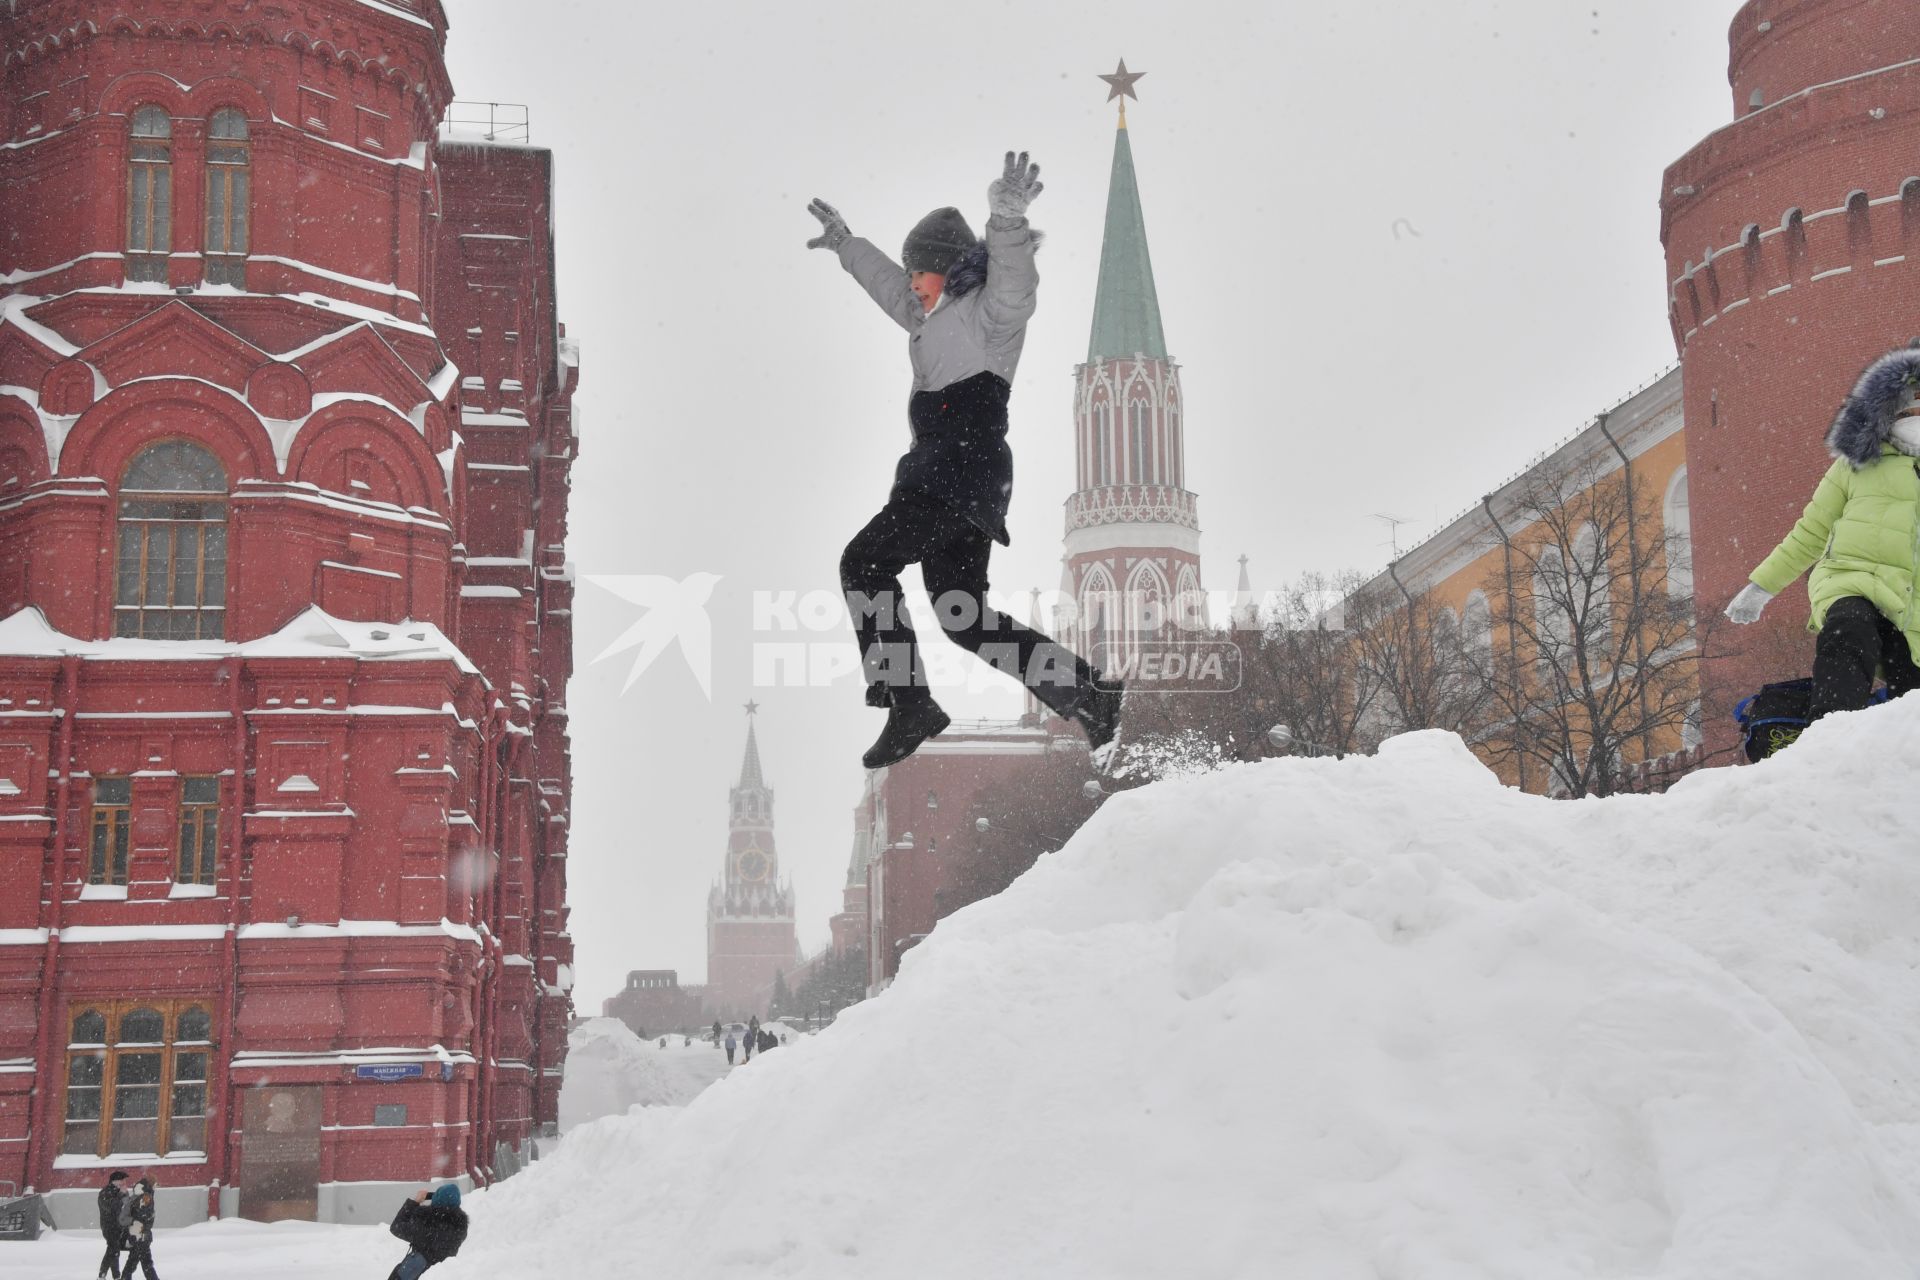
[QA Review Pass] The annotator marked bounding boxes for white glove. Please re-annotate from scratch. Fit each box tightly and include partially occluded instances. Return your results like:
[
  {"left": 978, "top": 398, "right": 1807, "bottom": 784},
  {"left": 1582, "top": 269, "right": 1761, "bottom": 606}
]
[
  {"left": 1724, "top": 582, "right": 1773, "bottom": 625},
  {"left": 988, "top": 150, "right": 1042, "bottom": 221}
]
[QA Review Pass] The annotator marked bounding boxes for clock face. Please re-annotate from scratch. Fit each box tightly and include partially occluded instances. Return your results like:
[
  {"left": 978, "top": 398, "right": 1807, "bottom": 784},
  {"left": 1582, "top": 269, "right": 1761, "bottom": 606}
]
[{"left": 738, "top": 849, "right": 770, "bottom": 883}]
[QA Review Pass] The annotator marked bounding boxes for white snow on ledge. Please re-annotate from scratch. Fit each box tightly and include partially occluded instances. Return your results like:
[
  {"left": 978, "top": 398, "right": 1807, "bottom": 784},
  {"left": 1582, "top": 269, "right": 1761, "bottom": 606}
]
[
  {"left": 0, "top": 605, "right": 482, "bottom": 677},
  {"left": 460, "top": 702, "right": 1920, "bottom": 1279}
]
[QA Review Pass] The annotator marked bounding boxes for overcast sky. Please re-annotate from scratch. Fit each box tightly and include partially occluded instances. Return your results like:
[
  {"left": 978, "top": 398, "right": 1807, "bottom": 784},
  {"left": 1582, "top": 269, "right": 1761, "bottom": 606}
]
[{"left": 443, "top": 0, "right": 1736, "bottom": 1009}]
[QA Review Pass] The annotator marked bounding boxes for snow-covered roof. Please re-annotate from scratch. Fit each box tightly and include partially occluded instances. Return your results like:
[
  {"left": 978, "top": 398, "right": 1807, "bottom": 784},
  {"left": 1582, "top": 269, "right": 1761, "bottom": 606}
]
[{"left": 0, "top": 604, "right": 480, "bottom": 676}]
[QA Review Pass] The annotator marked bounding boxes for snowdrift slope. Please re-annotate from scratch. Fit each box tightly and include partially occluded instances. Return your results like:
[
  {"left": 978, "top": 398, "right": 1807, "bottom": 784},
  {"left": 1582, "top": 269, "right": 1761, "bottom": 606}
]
[
  {"left": 456, "top": 703, "right": 1920, "bottom": 1279},
  {"left": 556, "top": 1018, "right": 730, "bottom": 1130}
]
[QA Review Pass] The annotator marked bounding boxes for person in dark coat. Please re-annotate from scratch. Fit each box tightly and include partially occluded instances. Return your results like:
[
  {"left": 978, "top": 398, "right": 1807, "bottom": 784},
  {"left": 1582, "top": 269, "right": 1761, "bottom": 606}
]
[
  {"left": 723, "top": 1030, "right": 737, "bottom": 1065},
  {"left": 386, "top": 1183, "right": 469, "bottom": 1280},
  {"left": 96, "top": 1170, "right": 129, "bottom": 1280},
  {"left": 809, "top": 151, "right": 1124, "bottom": 768},
  {"left": 117, "top": 1177, "right": 158, "bottom": 1280}
]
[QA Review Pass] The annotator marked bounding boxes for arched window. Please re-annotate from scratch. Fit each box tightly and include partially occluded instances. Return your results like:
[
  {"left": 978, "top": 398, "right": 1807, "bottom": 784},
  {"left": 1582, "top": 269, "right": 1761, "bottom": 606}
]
[
  {"left": 1130, "top": 399, "right": 1152, "bottom": 485},
  {"left": 1462, "top": 591, "right": 1493, "bottom": 665},
  {"left": 1105, "top": 401, "right": 1121, "bottom": 485},
  {"left": 1664, "top": 468, "right": 1693, "bottom": 601},
  {"left": 1571, "top": 524, "right": 1612, "bottom": 663},
  {"left": 1533, "top": 544, "right": 1570, "bottom": 665},
  {"left": 205, "top": 108, "right": 250, "bottom": 287},
  {"left": 127, "top": 107, "right": 172, "bottom": 282},
  {"left": 1166, "top": 400, "right": 1182, "bottom": 489},
  {"left": 63, "top": 1000, "right": 211, "bottom": 1158},
  {"left": 1081, "top": 567, "right": 1118, "bottom": 668},
  {"left": 115, "top": 441, "right": 228, "bottom": 639}
]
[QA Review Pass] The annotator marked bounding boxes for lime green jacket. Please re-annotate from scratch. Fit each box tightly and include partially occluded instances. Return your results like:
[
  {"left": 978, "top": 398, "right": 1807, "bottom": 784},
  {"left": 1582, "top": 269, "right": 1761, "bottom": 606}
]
[{"left": 1750, "top": 444, "right": 1920, "bottom": 662}]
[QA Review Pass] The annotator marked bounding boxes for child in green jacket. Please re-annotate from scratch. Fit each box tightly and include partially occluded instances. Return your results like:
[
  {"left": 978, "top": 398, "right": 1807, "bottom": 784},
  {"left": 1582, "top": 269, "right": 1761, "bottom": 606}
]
[{"left": 1726, "top": 345, "right": 1920, "bottom": 722}]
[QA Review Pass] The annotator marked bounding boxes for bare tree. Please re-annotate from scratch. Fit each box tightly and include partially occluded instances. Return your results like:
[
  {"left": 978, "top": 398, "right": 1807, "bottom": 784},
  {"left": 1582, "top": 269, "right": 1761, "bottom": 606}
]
[
  {"left": 1347, "top": 572, "right": 1492, "bottom": 741},
  {"left": 1244, "top": 570, "right": 1387, "bottom": 757},
  {"left": 1460, "top": 452, "right": 1722, "bottom": 797}
]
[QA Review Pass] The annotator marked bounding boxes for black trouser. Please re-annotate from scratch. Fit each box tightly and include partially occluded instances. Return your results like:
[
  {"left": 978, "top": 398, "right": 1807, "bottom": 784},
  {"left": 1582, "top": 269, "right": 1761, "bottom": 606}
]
[
  {"left": 100, "top": 1230, "right": 125, "bottom": 1278},
  {"left": 1810, "top": 596, "right": 1920, "bottom": 720},
  {"left": 119, "top": 1238, "right": 157, "bottom": 1280},
  {"left": 841, "top": 489, "right": 1097, "bottom": 713}
]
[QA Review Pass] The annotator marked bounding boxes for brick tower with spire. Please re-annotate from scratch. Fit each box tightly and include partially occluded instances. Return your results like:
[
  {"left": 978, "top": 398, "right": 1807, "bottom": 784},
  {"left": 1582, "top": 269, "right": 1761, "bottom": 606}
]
[
  {"left": 706, "top": 708, "right": 798, "bottom": 1018},
  {"left": 1063, "top": 65, "right": 1202, "bottom": 667}
]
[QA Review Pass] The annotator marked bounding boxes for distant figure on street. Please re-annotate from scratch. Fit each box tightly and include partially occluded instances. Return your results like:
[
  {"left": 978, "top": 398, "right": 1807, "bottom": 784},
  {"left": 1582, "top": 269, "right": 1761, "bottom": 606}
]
[
  {"left": 386, "top": 1184, "right": 469, "bottom": 1280},
  {"left": 724, "top": 1031, "right": 737, "bottom": 1065},
  {"left": 711, "top": 1019, "right": 723, "bottom": 1043},
  {"left": 116, "top": 1176, "right": 158, "bottom": 1280},
  {"left": 96, "top": 1170, "right": 129, "bottom": 1280}
]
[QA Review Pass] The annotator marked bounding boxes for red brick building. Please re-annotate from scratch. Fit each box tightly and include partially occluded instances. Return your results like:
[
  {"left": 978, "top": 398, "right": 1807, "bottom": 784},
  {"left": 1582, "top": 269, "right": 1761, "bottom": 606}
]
[
  {"left": 0, "top": 0, "right": 576, "bottom": 1226},
  {"left": 853, "top": 720, "right": 1057, "bottom": 989},
  {"left": 1663, "top": 0, "right": 1920, "bottom": 753},
  {"left": 602, "top": 971, "right": 708, "bottom": 1039}
]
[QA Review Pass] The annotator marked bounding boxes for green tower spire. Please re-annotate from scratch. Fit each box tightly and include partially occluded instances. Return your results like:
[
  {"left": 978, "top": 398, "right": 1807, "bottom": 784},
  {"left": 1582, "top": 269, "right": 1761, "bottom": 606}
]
[{"left": 1086, "top": 114, "right": 1168, "bottom": 364}]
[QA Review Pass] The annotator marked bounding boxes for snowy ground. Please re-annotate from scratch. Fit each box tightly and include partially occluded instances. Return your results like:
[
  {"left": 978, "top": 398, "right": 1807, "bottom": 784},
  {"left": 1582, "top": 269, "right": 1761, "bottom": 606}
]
[
  {"left": 5, "top": 1219, "right": 398, "bottom": 1280},
  {"left": 444, "top": 701, "right": 1920, "bottom": 1279},
  {"left": 20, "top": 705, "right": 1920, "bottom": 1278},
  {"left": 558, "top": 1017, "right": 734, "bottom": 1129}
]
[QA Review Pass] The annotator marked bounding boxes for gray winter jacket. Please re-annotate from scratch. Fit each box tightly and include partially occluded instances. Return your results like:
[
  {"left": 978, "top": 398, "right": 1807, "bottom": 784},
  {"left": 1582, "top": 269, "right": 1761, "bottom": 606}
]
[
  {"left": 835, "top": 214, "right": 1037, "bottom": 543},
  {"left": 834, "top": 214, "right": 1039, "bottom": 393}
]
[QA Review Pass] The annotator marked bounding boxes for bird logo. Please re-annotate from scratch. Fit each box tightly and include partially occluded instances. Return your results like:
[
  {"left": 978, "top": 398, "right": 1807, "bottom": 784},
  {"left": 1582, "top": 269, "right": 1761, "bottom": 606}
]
[{"left": 582, "top": 572, "right": 722, "bottom": 697}]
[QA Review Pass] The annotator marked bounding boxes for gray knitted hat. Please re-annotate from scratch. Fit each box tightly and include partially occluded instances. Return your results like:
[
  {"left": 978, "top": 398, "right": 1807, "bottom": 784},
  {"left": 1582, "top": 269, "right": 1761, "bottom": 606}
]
[{"left": 902, "top": 207, "right": 977, "bottom": 275}]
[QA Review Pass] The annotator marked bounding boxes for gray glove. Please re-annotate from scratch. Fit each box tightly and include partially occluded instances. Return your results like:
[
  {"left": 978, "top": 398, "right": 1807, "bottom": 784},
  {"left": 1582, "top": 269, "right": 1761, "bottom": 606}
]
[
  {"left": 806, "top": 198, "right": 850, "bottom": 251},
  {"left": 988, "top": 150, "right": 1043, "bottom": 221},
  {"left": 1724, "top": 582, "right": 1773, "bottom": 625}
]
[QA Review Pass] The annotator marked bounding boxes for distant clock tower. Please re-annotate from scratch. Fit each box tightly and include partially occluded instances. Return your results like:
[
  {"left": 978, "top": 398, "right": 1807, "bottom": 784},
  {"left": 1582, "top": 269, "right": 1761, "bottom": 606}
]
[{"left": 706, "top": 706, "right": 799, "bottom": 1018}]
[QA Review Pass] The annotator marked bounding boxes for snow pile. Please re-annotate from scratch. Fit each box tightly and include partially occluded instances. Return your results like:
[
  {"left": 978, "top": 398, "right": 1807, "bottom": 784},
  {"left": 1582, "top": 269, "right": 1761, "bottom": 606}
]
[
  {"left": 459, "top": 702, "right": 1920, "bottom": 1279},
  {"left": 556, "top": 1018, "right": 728, "bottom": 1130}
]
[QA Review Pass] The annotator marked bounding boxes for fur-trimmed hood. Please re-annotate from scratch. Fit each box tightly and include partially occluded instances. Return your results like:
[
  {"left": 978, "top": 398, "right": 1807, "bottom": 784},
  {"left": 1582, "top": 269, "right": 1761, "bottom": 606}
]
[
  {"left": 945, "top": 229, "right": 1044, "bottom": 300},
  {"left": 1827, "top": 345, "right": 1920, "bottom": 467}
]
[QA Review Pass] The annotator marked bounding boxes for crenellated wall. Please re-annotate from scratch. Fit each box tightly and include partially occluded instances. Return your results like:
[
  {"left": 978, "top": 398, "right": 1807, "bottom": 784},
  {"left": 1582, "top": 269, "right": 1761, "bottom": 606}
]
[{"left": 1727, "top": 0, "right": 1919, "bottom": 116}]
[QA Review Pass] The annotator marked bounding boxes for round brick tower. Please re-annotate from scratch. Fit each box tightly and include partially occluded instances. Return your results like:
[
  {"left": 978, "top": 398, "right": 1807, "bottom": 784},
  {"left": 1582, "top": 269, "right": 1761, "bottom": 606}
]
[{"left": 1661, "top": 0, "right": 1920, "bottom": 747}]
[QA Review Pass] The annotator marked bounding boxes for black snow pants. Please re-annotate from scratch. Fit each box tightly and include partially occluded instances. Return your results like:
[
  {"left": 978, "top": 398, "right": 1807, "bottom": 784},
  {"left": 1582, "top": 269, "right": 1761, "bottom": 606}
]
[
  {"left": 100, "top": 1230, "right": 125, "bottom": 1279},
  {"left": 118, "top": 1238, "right": 158, "bottom": 1280},
  {"left": 1810, "top": 596, "right": 1920, "bottom": 720},
  {"left": 840, "top": 489, "right": 1098, "bottom": 713}
]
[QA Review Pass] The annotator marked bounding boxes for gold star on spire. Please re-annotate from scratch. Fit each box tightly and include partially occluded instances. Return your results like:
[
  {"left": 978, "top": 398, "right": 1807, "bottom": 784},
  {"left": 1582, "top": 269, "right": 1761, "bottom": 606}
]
[
  {"left": 743, "top": 700, "right": 759, "bottom": 717},
  {"left": 1099, "top": 58, "right": 1146, "bottom": 125}
]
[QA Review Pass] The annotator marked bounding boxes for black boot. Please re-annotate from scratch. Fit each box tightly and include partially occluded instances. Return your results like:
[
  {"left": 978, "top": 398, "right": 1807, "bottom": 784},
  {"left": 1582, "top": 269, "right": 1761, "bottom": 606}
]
[
  {"left": 862, "top": 697, "right": 951, "bottom": 769},
  {"left": 1069, "top": 676, "right": 1125, "bottom": 752},
  {"left": 865, "top": 680, "right": 891, "bottom": 709}
]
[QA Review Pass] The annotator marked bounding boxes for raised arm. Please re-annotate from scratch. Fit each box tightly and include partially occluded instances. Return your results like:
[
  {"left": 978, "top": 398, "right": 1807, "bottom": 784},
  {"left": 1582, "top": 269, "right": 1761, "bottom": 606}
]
[
  {"left": 980, "top": 151, "right": 1042, "bottom": 338},
  {"left": 808, "top": 198, "right": 920, "bottom": 331},
  {"left": 838, "top": 238, "right": 923, "bottom": 331}
]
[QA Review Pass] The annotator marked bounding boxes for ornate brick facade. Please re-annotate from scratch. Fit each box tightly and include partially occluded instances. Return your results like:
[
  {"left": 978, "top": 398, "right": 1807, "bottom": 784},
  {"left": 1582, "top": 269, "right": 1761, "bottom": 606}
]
[{"left": 0, "top": 0, "right": 576, "bottom": 1226}]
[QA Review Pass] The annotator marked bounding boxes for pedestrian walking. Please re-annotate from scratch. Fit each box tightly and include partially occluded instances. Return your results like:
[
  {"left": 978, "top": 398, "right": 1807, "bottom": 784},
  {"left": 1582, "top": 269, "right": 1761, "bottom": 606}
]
[
  {"left": 724, "top": 1031, "right": 736, "bottom": 1065},
  {"left": 95, "top": 1170, "right": 129, "bottom": 1280},
  {"left": 1727, "top": 344, "right": 1920, "bottom": 740},
  {"left": 116, "top": 1177, "right": 158, "bottom": 1280},
  {"left": 385, "top": 1184, "right": 469, "bottom": 1280}
]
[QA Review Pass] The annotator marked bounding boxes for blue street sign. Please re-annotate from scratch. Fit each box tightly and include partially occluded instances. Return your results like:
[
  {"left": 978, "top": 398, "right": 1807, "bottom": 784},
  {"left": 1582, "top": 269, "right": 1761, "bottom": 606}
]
[{"left": 354, "top": 1063, "right": 426, "bottom": 1082}]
